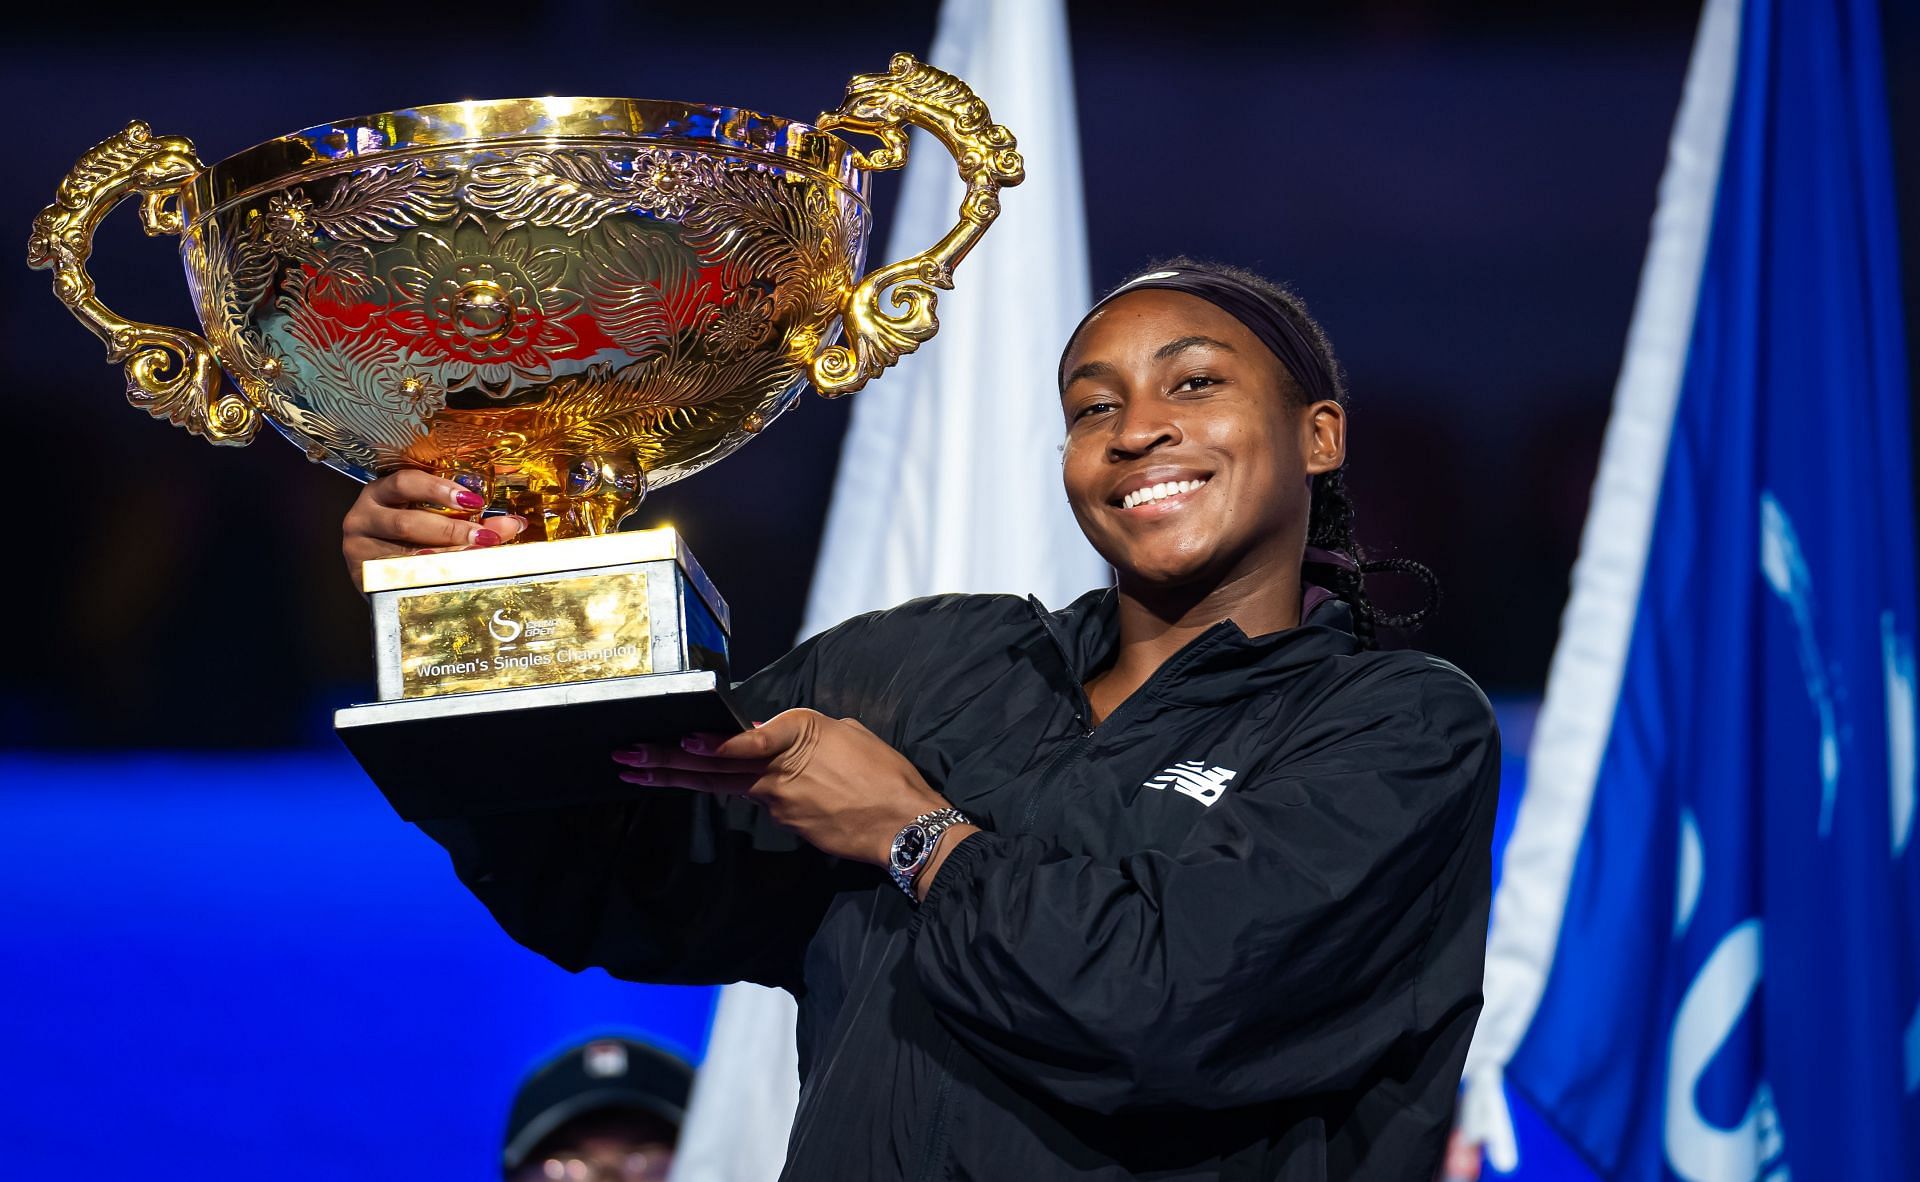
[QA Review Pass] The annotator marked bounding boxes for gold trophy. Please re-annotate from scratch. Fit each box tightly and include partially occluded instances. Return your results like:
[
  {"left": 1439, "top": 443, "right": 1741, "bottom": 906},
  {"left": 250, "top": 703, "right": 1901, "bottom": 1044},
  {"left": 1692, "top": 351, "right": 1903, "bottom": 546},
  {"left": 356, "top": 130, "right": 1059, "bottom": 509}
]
[{"left": 30, "top": 56, "right": 1020, "bottom": 819}]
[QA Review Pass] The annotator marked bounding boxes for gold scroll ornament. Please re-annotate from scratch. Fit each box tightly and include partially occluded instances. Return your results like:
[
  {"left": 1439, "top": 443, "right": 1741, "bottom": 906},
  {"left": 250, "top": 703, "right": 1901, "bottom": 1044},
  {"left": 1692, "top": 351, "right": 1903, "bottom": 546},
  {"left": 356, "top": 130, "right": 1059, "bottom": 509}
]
[
  {"left": 27, "top": 121, "right": 258, "bottom": 443},
  {"left": 809, "top": 53, "right": 1026, "bottom": 396}
]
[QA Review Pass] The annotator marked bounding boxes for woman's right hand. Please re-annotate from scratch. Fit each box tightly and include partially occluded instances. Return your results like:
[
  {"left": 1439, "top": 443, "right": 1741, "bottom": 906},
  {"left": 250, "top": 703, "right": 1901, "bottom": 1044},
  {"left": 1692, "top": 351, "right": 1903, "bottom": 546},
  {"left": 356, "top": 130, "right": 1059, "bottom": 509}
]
[{"left": 341, "top": 469, "right": 528, "bottom": 592}]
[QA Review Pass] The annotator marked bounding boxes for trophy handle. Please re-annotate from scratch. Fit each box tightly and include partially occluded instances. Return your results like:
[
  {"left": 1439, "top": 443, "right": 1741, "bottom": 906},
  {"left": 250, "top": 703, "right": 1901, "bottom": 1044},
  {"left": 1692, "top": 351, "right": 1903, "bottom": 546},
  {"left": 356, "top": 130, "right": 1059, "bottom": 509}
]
[
  {"left": 27, "top": 120, "right": 259, "bottom": 444},
  {"left": 808, "top": 53, "right": 1025, "bottom": 397}
]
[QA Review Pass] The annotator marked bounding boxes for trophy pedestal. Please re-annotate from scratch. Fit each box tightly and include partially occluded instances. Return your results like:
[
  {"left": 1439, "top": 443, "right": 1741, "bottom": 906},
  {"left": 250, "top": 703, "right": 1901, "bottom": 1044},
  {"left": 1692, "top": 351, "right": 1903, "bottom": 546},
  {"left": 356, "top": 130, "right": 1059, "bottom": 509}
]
[
  {"left": 335, "top": 527, "right": 746, "bottom": 820},
  {"left": 336, "top": 669, "right": 746, "bottom": 821}
]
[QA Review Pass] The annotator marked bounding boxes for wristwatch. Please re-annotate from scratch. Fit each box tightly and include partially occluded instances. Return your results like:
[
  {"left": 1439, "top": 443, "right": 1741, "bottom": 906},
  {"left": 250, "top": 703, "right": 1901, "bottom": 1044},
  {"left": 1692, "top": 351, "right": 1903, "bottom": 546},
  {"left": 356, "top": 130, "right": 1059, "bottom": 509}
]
[{"left": 888, "top": 807, "right": 970, "bottom": 899}]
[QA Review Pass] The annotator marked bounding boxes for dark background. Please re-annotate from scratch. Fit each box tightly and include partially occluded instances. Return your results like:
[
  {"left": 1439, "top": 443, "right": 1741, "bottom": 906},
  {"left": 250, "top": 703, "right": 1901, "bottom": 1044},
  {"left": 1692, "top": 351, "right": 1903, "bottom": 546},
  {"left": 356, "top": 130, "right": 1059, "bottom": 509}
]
[{"left": 4, "top": 0, "right": 1913, "bottom": 749}]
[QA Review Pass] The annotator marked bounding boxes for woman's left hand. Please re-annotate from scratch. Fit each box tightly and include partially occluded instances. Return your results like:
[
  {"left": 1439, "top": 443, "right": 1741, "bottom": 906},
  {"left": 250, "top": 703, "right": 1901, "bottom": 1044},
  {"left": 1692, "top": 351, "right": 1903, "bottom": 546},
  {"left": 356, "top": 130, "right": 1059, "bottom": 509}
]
[{"left": 611, "top": 709, "right": 954, "bottom": 867}]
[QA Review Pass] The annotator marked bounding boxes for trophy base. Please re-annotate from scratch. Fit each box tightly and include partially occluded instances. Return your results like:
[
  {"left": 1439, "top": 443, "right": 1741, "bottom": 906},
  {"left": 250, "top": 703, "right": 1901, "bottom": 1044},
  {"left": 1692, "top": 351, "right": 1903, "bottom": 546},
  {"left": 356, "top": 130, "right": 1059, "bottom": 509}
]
[
  {"left": 360, "top": 527, "right": 731, "bottom": 702},
  {"left": 335, "top": 669, "right": 747, "bottom": 821}
]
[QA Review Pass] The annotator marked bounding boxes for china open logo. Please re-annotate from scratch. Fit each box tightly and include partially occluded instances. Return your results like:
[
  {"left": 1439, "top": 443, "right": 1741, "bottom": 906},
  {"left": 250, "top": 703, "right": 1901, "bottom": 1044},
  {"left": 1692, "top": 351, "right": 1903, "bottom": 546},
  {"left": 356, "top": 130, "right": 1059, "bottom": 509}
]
[{"left": 488, "top": 609, "right": 524, "bottom": 643}]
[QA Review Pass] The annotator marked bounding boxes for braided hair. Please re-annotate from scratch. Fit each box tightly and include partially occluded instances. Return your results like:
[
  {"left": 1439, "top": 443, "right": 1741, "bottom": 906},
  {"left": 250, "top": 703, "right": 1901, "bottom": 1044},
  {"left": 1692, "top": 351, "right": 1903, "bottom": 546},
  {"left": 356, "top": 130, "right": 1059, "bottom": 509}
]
[{"left": 1121, "top": 257, "right": 1441, "bottom": 649}]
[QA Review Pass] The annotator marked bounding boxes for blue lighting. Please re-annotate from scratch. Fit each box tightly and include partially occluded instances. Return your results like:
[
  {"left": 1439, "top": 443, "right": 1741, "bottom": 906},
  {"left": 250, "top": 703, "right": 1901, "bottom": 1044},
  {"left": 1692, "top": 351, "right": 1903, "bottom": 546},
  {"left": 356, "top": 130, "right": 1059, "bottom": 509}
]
[
  {"left": 0, "top": 701, "right": 1585, "bottom": 1179},
  {"left": 0, "top": 751, "right": 717, "bottom": 1178}
]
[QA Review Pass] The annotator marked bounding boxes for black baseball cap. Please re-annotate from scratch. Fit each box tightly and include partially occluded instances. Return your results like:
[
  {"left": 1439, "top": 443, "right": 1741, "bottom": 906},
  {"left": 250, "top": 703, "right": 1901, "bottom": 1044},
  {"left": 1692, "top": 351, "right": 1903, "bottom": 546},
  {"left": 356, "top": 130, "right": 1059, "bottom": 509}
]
[{"left": 502, "top": 1035, "right": 695, "bottom": 1172}]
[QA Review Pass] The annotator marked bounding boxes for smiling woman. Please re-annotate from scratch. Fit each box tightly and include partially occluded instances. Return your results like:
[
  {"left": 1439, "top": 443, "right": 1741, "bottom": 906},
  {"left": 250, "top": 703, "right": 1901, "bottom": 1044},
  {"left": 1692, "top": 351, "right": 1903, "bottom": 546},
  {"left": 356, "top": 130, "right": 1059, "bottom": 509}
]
[
  {"left": 361, "top": 259, "right": 1502, "bottom": 1182},
  {"left": 1060, "top": 259, "right": 1440, "bottom": 653}
]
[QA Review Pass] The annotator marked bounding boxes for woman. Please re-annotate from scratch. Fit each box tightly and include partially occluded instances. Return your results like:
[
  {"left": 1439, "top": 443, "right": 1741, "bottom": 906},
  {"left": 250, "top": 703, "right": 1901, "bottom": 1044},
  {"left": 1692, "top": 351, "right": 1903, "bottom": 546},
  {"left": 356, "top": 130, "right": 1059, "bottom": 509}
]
[{"left": 343, "top": 260, "right": 1500, "bottom": 1181}]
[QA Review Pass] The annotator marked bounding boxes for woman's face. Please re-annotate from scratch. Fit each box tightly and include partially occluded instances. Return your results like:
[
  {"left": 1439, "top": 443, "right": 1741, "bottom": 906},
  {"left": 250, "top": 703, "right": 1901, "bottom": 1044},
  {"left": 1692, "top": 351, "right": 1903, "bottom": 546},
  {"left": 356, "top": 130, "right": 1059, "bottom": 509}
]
[{"left": 1059, "top": 289, "right": 1344, "bottom": 596}]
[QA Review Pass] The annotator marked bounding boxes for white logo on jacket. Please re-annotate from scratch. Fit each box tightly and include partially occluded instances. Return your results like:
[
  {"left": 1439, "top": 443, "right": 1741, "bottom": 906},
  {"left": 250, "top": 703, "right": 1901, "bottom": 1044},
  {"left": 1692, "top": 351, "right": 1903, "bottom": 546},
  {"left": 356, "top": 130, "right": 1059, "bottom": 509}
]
[{"left": 1143, "top": 761, "right": 1237, "bottom": 807}]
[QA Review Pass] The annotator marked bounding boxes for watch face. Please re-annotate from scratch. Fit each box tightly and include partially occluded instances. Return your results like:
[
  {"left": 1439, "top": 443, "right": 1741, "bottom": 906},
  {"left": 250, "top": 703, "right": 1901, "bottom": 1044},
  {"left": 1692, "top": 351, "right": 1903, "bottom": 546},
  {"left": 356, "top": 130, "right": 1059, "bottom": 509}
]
[{"left": 891, "top": 825, "right": 928, "bottom": 870}]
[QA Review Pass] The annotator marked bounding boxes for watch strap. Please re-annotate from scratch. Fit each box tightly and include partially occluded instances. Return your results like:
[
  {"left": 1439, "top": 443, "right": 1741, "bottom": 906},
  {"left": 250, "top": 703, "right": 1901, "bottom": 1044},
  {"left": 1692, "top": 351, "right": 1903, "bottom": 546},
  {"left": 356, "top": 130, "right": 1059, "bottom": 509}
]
[{"left": 889, "top": 807, "right": 969, "bottom": 899}]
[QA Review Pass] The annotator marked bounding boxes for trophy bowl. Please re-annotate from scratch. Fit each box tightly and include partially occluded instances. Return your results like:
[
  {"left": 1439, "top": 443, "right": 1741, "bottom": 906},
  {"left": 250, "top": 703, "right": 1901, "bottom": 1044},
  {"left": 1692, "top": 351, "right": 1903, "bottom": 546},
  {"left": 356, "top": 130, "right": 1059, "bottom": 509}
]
[
  {"left": 30, "top": 54, "right": 1023, "bottom": 540},
  {"left": 31, "top": 55, "right": 1023, "bottom": 816}
]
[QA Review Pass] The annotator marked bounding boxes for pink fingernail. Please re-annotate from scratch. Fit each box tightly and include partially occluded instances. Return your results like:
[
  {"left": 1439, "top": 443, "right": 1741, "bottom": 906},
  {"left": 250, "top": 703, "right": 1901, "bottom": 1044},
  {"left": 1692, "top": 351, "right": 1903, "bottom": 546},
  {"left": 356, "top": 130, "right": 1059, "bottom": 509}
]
[
  {"left": 611, "top": 749, "right": 648, "bottom": 766},
  {"left": 472, "top": 528, "right": 501, "bottom": 547},
  {"left": 680, "top": 735, "right": 711, "bottom": 754},
  {"left": 455, "top": 489, "right": 484, "bottom": 510}
]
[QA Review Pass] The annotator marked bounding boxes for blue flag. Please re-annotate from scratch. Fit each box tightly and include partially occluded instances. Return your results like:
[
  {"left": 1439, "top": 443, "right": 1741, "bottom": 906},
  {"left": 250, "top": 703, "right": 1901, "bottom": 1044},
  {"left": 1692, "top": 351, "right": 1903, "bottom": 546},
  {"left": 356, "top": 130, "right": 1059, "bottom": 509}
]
[{"left": 1464, "top": 0, "right": 1919, "bottom": 1178}]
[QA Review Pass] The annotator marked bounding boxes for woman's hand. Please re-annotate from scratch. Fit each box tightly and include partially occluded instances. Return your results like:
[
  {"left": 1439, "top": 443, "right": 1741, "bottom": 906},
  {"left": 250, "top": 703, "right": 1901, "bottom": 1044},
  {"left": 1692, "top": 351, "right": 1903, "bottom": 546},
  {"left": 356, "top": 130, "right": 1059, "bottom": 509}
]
[
  {"left": 611, "top": 709, "right": 960, "bottom": 868},
  {"left": 341, "top": 469, "right": 528, "bottom": 591}
]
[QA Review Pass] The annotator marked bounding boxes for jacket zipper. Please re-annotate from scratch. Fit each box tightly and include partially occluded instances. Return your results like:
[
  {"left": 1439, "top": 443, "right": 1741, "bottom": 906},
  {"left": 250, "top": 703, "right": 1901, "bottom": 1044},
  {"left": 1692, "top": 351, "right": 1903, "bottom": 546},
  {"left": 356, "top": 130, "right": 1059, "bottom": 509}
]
[
  {"left": 1017, "top": 729, "right": 1091, "bottom": 836},
  {"left": 914, "top": 630, "right": 1147, "bottom": 1180},
  {"left": 911, "top": 608, "right": 1295, "bottom": 1176},
  {"left": 913, "top": 723, "right": 1090, "bottom": 1182},
  {"left": 909, "top": 1041, "right": 960, "bottom": 1182},
  {"left": 1015, "top": 612, "right": 1193, "bottom": 833}
]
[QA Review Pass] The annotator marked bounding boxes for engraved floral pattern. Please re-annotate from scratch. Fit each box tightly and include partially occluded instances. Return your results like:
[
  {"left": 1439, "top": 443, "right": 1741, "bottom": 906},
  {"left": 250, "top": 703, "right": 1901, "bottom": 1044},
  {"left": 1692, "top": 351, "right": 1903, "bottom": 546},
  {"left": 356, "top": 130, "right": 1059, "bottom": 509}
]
[
  {"left": 306, "top": 241, "right": 380, "bottom": 303},
  {"left": 261, "top": 191, "right": 318, "bottom": 253},
  {"left": 395, "top": 368, "right": 446, "bottom": 416},
  {"left": 268, "top": 301, "right": 433, "bottom": 468},
  {"left": 702, "top": 283, "right": 774, "bottom": 356},
  {"left": 385, "top": 223, "right": 583, "bottom": 393},
  {"left": 465, "top": 147, "right": 723, "bottom": 234},
  {"left": 177, "top": 123, "right": 875, "bottom": 509},
  {"left": 631, "top": 151, "right": 716, "bottom": 220}
]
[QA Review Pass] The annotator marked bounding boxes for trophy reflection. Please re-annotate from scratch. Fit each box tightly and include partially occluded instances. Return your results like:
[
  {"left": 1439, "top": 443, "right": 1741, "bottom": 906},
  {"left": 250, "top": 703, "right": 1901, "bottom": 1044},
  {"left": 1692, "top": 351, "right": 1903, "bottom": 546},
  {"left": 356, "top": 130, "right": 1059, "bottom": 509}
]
[{"left": 31, "top": 55, "right": 1021, "bottom": 817}]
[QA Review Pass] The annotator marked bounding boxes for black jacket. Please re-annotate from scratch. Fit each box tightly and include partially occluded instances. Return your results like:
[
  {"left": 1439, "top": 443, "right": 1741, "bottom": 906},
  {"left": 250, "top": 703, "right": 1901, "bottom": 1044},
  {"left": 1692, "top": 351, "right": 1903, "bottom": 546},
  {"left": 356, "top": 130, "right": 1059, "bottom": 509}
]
[{"left": 423, "top": 589, "right": 1500, "bottom": 1180}]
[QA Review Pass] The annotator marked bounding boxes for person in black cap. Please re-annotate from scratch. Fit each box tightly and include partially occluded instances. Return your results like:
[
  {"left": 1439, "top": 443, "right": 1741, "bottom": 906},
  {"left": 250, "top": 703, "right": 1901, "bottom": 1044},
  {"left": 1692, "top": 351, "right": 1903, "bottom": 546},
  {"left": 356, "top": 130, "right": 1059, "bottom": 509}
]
[
  {"left": 502, "top": 1035, "right": 692, "bottom": 1182},
  {"left": 349, "top": 257, "right": 1496, "bottom": 1180}
]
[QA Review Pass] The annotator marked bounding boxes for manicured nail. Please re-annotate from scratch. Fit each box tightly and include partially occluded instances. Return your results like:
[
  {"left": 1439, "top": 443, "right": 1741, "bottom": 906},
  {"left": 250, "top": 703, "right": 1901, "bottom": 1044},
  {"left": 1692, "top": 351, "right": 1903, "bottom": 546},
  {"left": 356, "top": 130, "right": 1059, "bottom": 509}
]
[
  {"left": 611, "top": 749, "right": 648, "bottom": 766},
  {"left": 471, "top": 528, "right": 501, "bottom": 547},
  {"left": 621, "top": 769, "right": 656, "bottom": 785},
  {"left": 455, "top": 489, "right": 485, "bottom": 510},
  {"left": 680, "top": 734, "right": 713, "bottom": 754}
]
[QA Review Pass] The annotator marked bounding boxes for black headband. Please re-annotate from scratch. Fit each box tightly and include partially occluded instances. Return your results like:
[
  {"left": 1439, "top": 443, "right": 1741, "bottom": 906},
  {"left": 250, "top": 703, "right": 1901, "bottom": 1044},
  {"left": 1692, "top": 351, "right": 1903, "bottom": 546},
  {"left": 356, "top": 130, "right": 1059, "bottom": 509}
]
[{"left": 1062, "top": 268, "right": 1337, "bottom": 407}]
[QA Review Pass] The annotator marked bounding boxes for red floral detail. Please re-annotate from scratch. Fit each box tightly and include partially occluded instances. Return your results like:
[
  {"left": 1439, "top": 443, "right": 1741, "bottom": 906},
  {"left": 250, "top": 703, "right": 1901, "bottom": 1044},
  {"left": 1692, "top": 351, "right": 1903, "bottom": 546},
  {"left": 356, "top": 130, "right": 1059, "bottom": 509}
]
[{"left": 384, "top": 224, "right": 585, "bottom": 394}]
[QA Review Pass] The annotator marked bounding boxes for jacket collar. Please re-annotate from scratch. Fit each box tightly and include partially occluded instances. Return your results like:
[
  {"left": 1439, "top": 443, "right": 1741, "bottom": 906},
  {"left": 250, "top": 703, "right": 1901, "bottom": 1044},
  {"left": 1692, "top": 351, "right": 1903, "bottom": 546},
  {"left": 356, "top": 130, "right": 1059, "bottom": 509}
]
[{"left": 1028, "top": 584, "right": 1362, "bottom": 705}]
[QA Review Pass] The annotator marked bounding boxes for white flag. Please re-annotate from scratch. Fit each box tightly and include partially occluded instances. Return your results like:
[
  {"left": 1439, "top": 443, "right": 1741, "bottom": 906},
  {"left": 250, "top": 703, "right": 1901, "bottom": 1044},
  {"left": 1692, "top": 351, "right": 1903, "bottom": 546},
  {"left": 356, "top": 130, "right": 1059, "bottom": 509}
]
[{"left": 669, "top": 0, "right": 1101, "bottom": 1177}]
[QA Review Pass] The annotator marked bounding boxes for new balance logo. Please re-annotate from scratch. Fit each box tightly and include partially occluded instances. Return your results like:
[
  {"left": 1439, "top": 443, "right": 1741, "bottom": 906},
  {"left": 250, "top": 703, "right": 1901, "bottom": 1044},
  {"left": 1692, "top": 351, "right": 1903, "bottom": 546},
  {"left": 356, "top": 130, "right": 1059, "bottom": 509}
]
[{"left": 1143, "top": 761, "right": 1237, "bottom": 807}]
